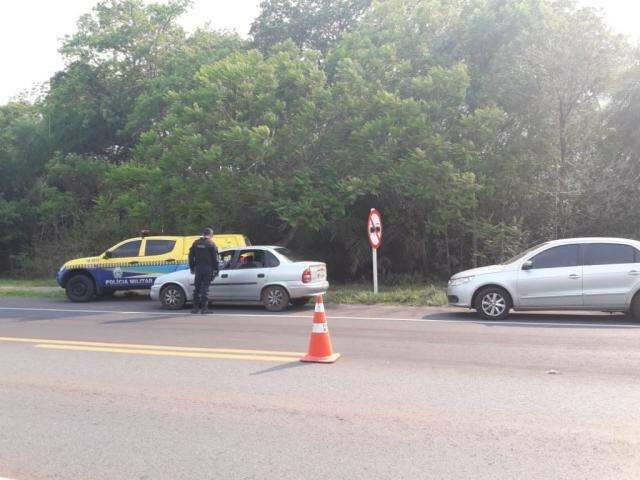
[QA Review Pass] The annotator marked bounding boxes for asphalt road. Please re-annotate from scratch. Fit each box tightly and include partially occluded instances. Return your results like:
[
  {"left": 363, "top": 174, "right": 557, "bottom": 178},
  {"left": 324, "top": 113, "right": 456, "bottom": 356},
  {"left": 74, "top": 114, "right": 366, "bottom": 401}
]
[{"left": 1, "top": 296, "right": 639, "bottom": 480}]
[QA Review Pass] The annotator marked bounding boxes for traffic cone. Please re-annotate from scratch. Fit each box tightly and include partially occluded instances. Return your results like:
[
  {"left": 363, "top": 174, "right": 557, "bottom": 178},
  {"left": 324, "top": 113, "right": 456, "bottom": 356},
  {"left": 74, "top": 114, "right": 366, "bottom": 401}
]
[{"left": 301, "top": 295, "right": 341, "bottom": 363}]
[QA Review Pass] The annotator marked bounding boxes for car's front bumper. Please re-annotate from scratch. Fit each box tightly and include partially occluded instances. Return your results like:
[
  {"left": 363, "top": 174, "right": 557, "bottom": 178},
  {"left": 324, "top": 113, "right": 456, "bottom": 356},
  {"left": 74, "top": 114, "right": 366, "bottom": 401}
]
[
  {"left": 56, "top": 267, "right": 66, "bottom": 287},
  {"left": 446, "top": 282, "right": 475, "bottom": 308},
  {"left": 150, "top": 284, "right": 161, "bottom": 301}
]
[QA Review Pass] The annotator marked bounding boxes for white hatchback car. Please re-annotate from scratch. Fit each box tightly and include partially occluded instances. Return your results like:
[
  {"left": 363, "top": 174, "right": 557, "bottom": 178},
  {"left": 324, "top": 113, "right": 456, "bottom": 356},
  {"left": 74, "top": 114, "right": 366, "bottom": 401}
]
[
  {"left": 447, "top": 237, "right": 640, "bottom": 320},
  {"left": 150, "top": 246, "right": 329, "bottom": 311}
]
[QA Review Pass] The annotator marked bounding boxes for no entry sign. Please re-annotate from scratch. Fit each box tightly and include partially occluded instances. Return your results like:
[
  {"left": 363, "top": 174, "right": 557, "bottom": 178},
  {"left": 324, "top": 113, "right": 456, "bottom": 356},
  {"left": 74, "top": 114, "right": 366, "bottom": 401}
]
[
  {"left": 367, "top": 208, "right": 383, "bottom": 294},
  {"left": 367, "top": 208, "right": 383, "bottom": 249}
]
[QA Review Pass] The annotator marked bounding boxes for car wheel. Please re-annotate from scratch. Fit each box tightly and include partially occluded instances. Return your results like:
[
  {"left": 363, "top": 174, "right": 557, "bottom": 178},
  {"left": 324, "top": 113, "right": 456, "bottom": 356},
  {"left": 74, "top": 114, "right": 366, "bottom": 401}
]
[
  {"left": 262, "top": 285, "right": 290, "bottom": 312},
  {"left": 65, "top": 275, "right": 95, "bottom": 302},
  {"left": 291, "top": 297, "right": 312, "bottom": 307},
  {"left": 160, "top": 284, "right": 186, "bottom": 310},
  {"left": 629, "top": 292, "right": 640, "bottom": 323},
  {"left": 475, "top": 287, "right": 511, "bottom": 320}
]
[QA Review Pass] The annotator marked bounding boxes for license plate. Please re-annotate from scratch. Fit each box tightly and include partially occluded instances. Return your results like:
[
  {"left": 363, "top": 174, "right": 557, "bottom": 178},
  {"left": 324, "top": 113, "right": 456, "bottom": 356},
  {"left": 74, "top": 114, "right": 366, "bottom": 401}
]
[{"left": 313, "top": 266, "right": 326, "bottom": 281}]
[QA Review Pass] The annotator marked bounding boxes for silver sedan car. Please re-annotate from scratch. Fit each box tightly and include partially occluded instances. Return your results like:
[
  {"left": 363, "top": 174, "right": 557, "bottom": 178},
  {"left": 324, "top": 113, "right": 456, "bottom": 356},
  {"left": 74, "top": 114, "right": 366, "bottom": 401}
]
[
  {"left": 150, "top": 246, "right": 329, "bottom": 311},
  {"left": 447, "top": 237, "right": 640, "bottom": 320}
]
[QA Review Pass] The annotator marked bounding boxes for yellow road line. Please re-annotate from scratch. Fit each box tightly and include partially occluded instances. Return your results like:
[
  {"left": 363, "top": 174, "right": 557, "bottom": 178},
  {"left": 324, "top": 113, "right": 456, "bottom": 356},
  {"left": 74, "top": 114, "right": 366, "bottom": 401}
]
[
  {"left": 0, "top": 336, "right": 303, "bottom": 357},
  {"left": 35, "top": 344, "right": 300, "bottom": 362}
]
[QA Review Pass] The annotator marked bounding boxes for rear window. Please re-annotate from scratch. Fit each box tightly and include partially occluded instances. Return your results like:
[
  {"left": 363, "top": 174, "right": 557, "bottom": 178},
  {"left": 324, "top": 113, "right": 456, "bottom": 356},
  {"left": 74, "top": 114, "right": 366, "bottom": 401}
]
[
  {"left": 274, "top": 248, "right": 304, "bottom": 262},
  {"left": 583, "top": 243, "right": 637, "bottom": 266},
  {"left": 145, "top": 240, "right": 176, "bottom": 256}
]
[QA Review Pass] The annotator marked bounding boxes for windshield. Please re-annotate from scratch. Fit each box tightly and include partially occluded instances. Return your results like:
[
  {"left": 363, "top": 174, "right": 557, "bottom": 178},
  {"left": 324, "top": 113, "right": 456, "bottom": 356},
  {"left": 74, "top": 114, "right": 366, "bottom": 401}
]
[
  {"left": 274, "top": 247, "right": 305, "bottom": 262},
  {"left": 503, "top": 242, "right": 549, "bottom": 264}
]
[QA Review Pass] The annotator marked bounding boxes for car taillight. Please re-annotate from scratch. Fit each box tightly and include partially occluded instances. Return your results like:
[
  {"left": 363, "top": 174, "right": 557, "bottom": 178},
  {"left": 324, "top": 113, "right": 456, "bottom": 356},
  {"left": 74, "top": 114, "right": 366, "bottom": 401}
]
[{"left": 302, "top": 267, "right": 312, "bottom": 283}]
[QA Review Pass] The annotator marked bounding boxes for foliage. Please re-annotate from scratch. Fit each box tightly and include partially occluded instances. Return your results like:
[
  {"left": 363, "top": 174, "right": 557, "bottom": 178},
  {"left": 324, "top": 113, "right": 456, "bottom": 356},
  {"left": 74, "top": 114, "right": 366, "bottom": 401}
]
[
  {"left": 1, "top": 0, "right": 638, "bottom": 281},
  {"left": 251, "top": 0, "right": 372, "bottom": 53}
]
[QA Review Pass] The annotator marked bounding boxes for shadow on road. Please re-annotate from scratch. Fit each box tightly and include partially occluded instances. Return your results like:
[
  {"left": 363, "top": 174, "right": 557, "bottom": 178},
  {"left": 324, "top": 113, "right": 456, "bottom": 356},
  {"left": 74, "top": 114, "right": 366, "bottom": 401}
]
[
  {"left": 422, "top": 310, "right": 640, "bottom": 328},
  {"left": 250, "top": 361, "right": 310, "bottom": 376},
  {"left": 101, "top": 316, "right": 177, "bottom": 325}
]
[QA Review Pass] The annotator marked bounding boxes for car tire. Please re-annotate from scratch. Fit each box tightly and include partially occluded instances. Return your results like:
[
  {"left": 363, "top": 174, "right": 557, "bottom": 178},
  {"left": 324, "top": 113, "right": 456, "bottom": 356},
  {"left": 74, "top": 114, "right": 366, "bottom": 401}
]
[
  {"left": 262, "top": 285, "right": 290, "bottom": 312},
  {"left": 160, "top": 284, "right": 186, "bottom": 310},
  {"left": 291, "top": 297, "right": 312, "bottom": 307},
  {"left": 65, "top": 274, "right": 95, "bottom": 302},
  {"left": 475, "top": 286, "right": 511, "bottom": 320},
  {"left": 629, "top": 292, "right": 640, "bottom": 323}
]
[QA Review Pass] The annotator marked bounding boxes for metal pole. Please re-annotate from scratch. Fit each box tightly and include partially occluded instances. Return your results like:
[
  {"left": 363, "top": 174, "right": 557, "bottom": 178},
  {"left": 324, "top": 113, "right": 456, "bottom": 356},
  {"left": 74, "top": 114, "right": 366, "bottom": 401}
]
[{"left": 372, "top": 247, "right": 378, "bottom": 294}]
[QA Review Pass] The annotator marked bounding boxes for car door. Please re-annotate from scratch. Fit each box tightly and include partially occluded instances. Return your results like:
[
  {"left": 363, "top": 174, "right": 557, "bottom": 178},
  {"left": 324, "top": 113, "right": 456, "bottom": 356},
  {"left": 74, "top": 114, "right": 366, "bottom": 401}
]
[
  {"left": 218, "top": 249, "right": 272, "bottom": 300},
  {"left": 100, "top": 239, "right": 144, "bottom": 290},
  {"left": 211, "top": 250, "right": 238, "bottom": 301},
  {"left": 582, "top": 243, "right": 640, "bottom": 308},
  {"left": 136, "top": 238, "right": 181, "bottom": 285},
  {"left": 516, "top": 244, "right": 583, "bottom": 308}
]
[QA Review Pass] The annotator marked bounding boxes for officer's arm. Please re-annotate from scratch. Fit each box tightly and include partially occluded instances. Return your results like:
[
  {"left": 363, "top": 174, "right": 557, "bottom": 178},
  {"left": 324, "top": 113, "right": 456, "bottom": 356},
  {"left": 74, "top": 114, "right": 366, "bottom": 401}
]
[
  {"left": 188, "top": 243, "right": 196, "bottom": 272},
  {"left": 210, "top": 244, "right": 219, "bottom": 270}
]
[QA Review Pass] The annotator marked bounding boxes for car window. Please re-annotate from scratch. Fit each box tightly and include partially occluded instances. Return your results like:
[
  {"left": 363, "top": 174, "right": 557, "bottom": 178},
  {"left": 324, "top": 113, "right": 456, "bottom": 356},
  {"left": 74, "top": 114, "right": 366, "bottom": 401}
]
[
  {"left": 529, "top": 244, "right": 579, "bottom": 269},
  {"left": 144, "top": 240, "right": 176, "bottom": 256},
  {"left": 264, "top": 251, "right": 280, "bottom": 268},
  {"left": 233, "top": 250, "right": 266, "bottom": 269},
  {"left": 110, "top": 240, "right": 141, "bottom": 258},
  {"left": 584, "top": 243, "right": 636, "bottom": 266},
  {"left": 274, "top": 247, "right": 304, "bottom": 262},
  {"left": 218, "top": 251, "right": 235, "bottom": 270}
]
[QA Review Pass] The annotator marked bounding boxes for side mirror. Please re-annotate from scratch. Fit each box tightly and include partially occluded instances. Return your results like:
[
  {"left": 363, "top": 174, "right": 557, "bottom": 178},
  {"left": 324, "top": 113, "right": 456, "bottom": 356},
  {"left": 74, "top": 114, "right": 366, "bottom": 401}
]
[
  {"left": 522, "top": 260, "right": 533, "bottom": 270},
  {"left": 103, "top": 251, "right": 113, "bottom": 259}
]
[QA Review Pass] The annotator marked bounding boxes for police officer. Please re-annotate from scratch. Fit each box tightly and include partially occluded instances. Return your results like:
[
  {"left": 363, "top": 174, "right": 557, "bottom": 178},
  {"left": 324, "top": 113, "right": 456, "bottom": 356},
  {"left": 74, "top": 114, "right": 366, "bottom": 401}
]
[{"left": 188, "top": 227, "right": 219, "bottom": 314}]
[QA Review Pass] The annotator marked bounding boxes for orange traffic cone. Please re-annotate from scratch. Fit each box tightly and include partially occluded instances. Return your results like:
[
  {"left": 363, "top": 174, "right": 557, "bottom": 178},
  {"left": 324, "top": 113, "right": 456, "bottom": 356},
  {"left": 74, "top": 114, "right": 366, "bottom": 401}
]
[{"left": 300, "top": 295, "right": 341, "bottom": 363}]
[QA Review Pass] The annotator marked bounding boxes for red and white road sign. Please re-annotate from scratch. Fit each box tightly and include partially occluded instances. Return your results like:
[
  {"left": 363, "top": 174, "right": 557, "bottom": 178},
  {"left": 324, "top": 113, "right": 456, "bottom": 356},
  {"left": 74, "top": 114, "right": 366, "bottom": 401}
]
[{"left": 367, "top": 208, "right": 383, "bottom": 249}]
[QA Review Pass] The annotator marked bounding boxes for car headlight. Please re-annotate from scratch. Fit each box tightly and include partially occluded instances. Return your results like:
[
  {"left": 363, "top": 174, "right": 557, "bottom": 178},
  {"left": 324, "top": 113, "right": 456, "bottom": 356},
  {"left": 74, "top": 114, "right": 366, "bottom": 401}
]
[{"left": 448, "top": 276, "right": 474, "bottom": 287}]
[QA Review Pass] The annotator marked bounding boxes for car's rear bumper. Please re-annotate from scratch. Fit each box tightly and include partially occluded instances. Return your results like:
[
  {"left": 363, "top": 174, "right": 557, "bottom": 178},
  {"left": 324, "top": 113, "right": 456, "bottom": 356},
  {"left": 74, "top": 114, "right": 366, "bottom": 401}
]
[{"left": 288, "top": 280, "right": 329, "bottom": 299}]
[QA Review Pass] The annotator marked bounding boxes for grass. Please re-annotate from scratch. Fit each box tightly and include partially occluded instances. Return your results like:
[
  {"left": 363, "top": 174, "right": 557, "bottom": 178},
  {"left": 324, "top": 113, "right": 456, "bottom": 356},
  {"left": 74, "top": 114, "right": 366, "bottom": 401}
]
[
  {"left": 0, "top": 289, "right": 65, "bottom": 299},
  {"left": 0, "top": 278, "right": 58, "bottom": 287},
  {"left": 0, "top": 277, "right": 448, "bottom": 307},
  {"left": 326, "top": 283, "right": 448, "bottom": 307},
  {"left": 0, "top": 277, "right": 63, "bottom": 299}
]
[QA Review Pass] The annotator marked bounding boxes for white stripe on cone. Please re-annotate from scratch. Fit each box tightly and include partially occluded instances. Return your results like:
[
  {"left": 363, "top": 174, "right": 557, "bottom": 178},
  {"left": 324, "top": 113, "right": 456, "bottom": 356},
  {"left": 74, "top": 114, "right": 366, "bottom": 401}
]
[
  {"left": 315, "top": 302, "right": 325, "bottom": 313},
  {"left": 312, "top": 323, "right": 329, "bottom": 333}
]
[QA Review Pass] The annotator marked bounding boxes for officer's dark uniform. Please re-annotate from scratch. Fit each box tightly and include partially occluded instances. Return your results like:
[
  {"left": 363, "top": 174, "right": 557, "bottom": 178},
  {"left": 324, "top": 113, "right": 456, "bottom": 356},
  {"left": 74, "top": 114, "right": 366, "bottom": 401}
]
[{"left": 188, "top": 237, "right": 219, "bottom": 313}]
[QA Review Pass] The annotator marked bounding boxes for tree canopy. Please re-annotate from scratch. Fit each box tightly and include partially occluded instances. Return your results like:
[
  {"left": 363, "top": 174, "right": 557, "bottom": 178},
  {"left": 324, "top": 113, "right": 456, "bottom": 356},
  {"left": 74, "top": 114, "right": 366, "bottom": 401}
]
[{"left": 1, "top": 0, "right": 638, "bottom": 279}]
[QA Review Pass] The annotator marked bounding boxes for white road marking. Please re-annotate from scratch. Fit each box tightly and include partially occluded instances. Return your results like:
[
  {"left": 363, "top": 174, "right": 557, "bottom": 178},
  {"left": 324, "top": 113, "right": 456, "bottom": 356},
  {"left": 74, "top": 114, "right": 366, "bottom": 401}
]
[{"left": 0, "top": 306, "right": 637, "bottom": 328}]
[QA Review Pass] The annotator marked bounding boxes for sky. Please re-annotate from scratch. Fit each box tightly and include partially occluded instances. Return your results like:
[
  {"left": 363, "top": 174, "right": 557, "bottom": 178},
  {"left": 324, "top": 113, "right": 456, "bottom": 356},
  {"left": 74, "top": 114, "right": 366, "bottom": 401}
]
[{"left": 0, "top": 0, "right": 638, "bottom": 104}]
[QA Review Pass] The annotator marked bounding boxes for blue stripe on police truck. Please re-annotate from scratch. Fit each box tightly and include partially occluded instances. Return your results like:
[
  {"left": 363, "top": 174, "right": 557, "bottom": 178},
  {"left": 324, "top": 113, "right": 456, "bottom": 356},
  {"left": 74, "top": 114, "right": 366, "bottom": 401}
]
[{"left": 58, "top": 263, "right": 188, "bottom": 290}]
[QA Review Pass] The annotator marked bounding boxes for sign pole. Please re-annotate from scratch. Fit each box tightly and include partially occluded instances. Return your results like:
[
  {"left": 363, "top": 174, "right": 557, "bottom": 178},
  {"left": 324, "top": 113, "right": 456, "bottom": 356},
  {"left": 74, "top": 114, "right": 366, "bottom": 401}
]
[
  {"left": 372, "top": 246, "right": 378, "bottom": 294},
  {"left": 367, "top": 208, "right": 383, "bottom": 295}
]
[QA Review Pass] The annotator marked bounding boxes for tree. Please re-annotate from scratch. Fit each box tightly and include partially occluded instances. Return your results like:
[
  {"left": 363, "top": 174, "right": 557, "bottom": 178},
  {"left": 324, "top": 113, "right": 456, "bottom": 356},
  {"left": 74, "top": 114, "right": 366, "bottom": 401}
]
[
  {"left": 461, "top": 0, "right": 625, "bottom": 240},
  {"left": 1, "top": 0, "right": 638, "bottom": 280},
  {"left": 251, "top": 0, "right": 372, "bottom": 53},
  {"left": 44, "top": 0, "right": 192, "bottom": 159},
  {"left": 0, "top": 103, "right": 48, "bottom": 271}
]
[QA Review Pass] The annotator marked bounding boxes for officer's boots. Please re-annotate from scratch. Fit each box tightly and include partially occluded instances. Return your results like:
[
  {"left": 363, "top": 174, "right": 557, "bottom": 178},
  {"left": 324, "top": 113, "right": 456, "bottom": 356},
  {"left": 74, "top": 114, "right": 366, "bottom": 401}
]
[
  {"left": 191, "top": 299, "right": 200, "bottom": 314},
  {"left": 200, "top": 302, "right": 211, "bottom": 315}
]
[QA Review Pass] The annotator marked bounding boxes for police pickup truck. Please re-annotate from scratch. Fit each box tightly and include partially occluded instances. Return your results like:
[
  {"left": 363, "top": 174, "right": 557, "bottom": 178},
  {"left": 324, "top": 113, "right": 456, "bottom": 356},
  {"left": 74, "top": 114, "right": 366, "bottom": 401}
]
[{"left": 56, "top": 234, "right": 249, "bottom": 302}]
